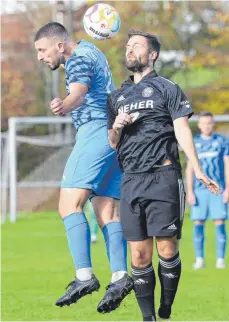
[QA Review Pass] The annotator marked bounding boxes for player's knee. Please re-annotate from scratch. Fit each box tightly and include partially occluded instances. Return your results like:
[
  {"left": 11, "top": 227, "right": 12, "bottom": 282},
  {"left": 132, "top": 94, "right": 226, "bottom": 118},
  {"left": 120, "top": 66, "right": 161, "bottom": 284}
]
[
  {"left": 194, "top": 220, "right": 205, "bottom": 225},
  {"left": 92, "top": 197, "right": 120, "bottom": 227},
  {"left": 214, "top": 219, "right": 225, "bottom": 225},
  {"left": 131, "top": 249, "right": 152, "bottom": 267},
  {"left": 58, "top": 199, "right": 74, "bottom": 218},
  {"left": 156, "top": 237, "right": 178, "bottom": 258},
  {"left": 58, "top": 196, "right": 84, "bottom": 218},
  {"left": 158, "top": 245, "right": 177, "bottom": 258},
  {"left": 96, "top": 212, "right": 119, "bottom": 227},
  {"left": 59, "top": 188, "right": 91, "bottom": 218}
]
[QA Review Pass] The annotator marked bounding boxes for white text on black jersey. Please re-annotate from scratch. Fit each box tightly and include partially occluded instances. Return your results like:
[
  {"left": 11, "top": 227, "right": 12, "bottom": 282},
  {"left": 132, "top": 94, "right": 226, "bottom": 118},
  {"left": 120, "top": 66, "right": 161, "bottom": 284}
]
[{"left": 118, "top": 100, "right": 154, "bottom": 113}]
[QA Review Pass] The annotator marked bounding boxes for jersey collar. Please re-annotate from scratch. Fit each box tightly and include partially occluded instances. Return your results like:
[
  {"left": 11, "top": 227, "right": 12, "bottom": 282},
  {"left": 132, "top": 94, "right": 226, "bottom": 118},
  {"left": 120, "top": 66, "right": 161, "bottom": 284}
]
[
  {"left": 128, "top": 70, "right": 158, "bottom": 83},
  {"left": 200, "top": 133, "right": 215, "bottom": 140}
]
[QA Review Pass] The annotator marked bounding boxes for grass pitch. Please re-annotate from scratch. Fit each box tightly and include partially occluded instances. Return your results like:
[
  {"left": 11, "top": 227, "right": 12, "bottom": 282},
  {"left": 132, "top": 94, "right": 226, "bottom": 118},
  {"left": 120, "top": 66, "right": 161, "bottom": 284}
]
[{"left": 2, "top": 212, "right": 229, "bottom": 321}]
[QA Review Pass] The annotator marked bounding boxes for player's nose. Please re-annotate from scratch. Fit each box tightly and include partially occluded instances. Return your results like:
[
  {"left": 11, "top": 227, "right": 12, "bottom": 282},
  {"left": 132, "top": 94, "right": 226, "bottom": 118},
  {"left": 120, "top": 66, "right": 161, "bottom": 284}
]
[
  {"left": 37, "top": 52, "right": 44, "bottom": 61},
  {"left": 127, "top": 48, "right": 133, "bottom": 55}
]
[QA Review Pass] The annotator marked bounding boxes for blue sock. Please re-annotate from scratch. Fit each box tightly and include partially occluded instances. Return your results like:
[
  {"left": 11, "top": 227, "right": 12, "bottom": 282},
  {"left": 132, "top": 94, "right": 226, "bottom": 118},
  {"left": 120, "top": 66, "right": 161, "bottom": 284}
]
[
  {"left": 102, "top": 222, "right": 127, "bottom": 272},
  {"left": 216, "top": 224, "right": 227, "bottom": 259},
  {"left": 193, "top": 224, "right": 204, "bottom": 258},
  {"left": 63, "top": 212, "right": 92, "bottom": 269}
]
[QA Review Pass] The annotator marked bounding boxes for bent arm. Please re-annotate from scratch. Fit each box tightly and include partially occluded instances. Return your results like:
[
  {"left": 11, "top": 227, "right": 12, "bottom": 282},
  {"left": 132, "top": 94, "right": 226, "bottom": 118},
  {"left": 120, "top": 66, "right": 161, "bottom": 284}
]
[
  {"left": 108, "top": 128, "right": 122, "bottom": 149},
  {"left": 62, "top": 83, "right": 88, "bottom": 113}
]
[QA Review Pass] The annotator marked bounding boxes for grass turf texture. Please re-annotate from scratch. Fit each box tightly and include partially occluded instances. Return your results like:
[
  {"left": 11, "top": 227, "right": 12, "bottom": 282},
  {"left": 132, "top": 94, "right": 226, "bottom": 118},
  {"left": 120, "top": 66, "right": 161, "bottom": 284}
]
[{"left": 2, "top": 211, "right": 229, "bottom": 321}]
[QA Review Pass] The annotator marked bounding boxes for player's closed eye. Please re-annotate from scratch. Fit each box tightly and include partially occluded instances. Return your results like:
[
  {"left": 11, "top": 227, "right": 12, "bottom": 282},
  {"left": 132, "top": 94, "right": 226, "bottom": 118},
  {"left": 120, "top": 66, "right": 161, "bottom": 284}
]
[
  {"left": 127, "top": 44, "right": 141, "bottom": 50},
  {"left": 126, "top": 44, "right": 142, "bottom": 55}
]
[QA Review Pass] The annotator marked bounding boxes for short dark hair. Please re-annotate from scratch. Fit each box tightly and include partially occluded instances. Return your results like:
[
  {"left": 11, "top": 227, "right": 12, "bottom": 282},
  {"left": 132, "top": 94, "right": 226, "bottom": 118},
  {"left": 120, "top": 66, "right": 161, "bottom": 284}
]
[
  {"left": 199, "top": 111, "right": 213, "bottom": 118},
  {"left": 34, "top": 22, "right": 69, "bottom": 42},
  {"left": 128, "top": 29, "right": 161, "bottom": 62}
]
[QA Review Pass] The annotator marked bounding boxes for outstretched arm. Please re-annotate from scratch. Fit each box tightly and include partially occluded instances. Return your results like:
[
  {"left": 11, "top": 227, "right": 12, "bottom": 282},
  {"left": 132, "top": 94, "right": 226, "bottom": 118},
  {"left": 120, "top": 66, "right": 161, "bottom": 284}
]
[
  {"left": 186, "top": 160, "right": 196, "bottom": 205},
  {"left": 174, "top": 116, "right": 220, "bottom": 194}
]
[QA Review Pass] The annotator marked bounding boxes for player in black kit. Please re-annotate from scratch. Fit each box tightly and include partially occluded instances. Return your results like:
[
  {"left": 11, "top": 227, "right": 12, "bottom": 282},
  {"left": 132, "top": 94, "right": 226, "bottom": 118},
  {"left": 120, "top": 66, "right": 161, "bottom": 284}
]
[{"left": 107, "top": 30, "right": 220, "bottom": 321}]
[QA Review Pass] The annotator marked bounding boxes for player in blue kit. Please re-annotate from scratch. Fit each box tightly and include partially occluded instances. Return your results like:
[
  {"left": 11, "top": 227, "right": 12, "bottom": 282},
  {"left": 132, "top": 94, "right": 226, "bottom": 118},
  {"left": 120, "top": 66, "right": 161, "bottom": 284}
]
[
  {"left": 186, "top": 111, "right": 229, "bottom": 269},
  {"left": 34, "top": 22, "right": 133, "bottom": 313}
]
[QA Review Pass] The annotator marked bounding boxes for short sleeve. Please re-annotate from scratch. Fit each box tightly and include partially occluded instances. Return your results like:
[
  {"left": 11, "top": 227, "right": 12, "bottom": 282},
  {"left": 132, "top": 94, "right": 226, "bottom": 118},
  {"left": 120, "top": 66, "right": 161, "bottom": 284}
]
[
  {"left": 65, "top": 55, "right": 94, "bottom": 88},
  {"left": 107, "top": 95, "right": 117, "bottom": 130},
  {"left": 166, "top": 84, "right": 194, "bottom": 121}
]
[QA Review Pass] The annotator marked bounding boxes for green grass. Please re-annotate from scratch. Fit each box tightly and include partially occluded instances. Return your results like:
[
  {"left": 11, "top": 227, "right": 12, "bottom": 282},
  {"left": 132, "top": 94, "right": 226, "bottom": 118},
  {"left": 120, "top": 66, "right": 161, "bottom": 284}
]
[{"left": 2, "top": 212, "right": 229, "bottom": 321}]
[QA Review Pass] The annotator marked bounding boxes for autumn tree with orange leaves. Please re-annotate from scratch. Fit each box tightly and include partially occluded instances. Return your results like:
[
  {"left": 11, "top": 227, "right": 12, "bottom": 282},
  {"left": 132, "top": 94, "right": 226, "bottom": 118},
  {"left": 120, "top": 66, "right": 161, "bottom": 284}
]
[{"left": 1, "top": 0, "right": 229, "bottom": 132}]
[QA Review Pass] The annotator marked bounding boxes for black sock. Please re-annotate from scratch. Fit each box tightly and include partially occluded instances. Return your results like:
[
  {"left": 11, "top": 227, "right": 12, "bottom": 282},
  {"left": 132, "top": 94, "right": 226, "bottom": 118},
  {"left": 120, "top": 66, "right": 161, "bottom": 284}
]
[
  {"left": 158, "top": 252, "right": 181, "bottom": 309},
  {"left": 132, "top": 263, "right": 156, "bottom": 321}
]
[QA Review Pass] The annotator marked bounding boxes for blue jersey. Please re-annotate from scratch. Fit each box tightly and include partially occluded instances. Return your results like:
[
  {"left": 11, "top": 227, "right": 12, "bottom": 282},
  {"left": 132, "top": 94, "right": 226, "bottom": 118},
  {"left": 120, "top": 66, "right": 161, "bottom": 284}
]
[
  {"left": 194, "top": 133, "right": 229, "bottom": 190},
  {"left": 65, "top": 40, "right": 115, "bottom": 130}
]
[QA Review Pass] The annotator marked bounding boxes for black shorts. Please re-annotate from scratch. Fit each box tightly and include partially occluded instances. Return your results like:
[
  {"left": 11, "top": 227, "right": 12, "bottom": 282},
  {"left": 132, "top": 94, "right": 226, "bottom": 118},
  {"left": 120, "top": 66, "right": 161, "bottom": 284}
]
[{"left": 120, "top": 165, "right": 186, "bottom": 241}]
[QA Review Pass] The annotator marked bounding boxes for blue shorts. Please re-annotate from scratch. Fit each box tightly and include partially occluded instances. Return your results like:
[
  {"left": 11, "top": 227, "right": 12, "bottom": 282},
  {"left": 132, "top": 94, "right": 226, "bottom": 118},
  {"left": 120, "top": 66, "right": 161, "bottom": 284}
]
[
  {"left": 191, "top": 188, "right": 228, "bottom": 221},
  {"left": 61, "top": 120, "right": 122, "bottom": 199}
]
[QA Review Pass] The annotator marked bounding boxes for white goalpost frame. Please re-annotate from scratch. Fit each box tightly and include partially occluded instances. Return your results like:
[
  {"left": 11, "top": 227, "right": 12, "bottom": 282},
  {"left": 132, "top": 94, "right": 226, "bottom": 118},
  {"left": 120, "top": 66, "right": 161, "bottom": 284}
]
[
  {"left": 1, "top": 133, "right": 9, "bottom": 223},
  {"left": 7, "top": 116, "right": 72, "bottom": 223},
  {"left": 4, "top": 114, "right": 229, "bottom": 223}
]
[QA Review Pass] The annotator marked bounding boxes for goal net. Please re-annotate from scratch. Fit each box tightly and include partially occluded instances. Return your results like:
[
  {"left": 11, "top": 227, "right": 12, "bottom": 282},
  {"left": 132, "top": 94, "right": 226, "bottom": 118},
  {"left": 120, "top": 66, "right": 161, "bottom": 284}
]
[
  {"left": 1, "top": 117, "right": 75, "bottom": 223},
  {"left": 1, "top": 115, "right": 229, "bottom": 223}
]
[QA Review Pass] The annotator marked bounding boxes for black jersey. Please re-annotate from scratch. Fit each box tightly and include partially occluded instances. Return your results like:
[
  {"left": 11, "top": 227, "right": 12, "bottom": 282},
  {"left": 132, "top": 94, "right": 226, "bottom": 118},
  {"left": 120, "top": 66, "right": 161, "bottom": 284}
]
[{"left": 107, "top": 71, "right": 194, "bottom": 173}]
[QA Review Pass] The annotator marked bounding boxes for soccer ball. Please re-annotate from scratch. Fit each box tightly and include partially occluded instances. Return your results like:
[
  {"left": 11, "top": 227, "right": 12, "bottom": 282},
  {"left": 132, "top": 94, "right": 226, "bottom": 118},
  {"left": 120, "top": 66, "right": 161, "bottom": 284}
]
[{"left": 83, "top": 3, "right": 121, "bottom": 40}]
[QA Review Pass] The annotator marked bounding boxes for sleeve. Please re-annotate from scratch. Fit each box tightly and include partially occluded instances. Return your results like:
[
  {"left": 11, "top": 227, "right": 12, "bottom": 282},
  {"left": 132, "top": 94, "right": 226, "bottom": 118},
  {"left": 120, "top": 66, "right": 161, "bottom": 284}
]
[
  {"left": 106, "top": 94, "right": 117, "bottom": 130},
  {"left": 65, "top": 55, "right": 94, "bottom": 88},
  {"left": 166, "top": 84, "right": 194, "bottom": 121}
]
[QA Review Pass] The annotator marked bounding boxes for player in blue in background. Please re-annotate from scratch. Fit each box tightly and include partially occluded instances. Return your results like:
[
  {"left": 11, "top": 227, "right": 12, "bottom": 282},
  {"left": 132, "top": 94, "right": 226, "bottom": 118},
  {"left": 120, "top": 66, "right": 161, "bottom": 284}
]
[
  {"left": 34, "top": 22, "right": 133, "bottom": 313},
  {"left": 186, "top": 111, "right": 229, "bottom": 269}
]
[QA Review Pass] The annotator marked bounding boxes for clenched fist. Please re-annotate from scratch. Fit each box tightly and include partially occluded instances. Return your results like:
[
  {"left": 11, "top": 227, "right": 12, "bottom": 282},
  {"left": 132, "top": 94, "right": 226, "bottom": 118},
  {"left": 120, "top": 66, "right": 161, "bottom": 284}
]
[
  {"left": 50, "top": 98, "right": 65, "bottom": 116},
  {"left": 113, "top": 113, "right": 132, "bottom": 131}
]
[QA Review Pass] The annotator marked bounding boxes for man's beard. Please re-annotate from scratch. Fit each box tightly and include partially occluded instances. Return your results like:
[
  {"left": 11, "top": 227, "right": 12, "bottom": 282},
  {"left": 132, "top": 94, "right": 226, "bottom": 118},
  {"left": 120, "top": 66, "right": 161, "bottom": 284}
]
[
  {"left": 49, "top": 64, "right": 59, "bottom": 71},
  {"left": 49, "top": 56, "right": 65, "bottom": 71},
  {"left": 125, "top": 56, "right": 149, "bottom": 72}
]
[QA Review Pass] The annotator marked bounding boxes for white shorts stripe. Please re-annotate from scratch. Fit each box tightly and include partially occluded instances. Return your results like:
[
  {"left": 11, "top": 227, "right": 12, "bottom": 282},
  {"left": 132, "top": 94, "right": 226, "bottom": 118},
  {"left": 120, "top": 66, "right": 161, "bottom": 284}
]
[{"left": 178, "top": 179, "right": 185, "bottom": 221}]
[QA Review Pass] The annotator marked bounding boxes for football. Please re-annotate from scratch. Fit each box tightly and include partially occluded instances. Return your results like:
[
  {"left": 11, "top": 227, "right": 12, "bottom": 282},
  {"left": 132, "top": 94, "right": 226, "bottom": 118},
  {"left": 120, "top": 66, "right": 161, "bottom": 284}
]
[{"left": 83, "top": 3, "right": 121, "bottom": 40}]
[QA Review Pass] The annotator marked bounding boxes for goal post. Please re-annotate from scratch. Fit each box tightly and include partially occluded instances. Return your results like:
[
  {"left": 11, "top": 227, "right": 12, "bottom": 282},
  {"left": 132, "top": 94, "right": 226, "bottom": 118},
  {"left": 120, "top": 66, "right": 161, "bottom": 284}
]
[
  {"left": 3, "top": 116, "right": 73, "bottom": 223},
  {"left": 190, "top": 115, "right": 229, "bottom": 123}
]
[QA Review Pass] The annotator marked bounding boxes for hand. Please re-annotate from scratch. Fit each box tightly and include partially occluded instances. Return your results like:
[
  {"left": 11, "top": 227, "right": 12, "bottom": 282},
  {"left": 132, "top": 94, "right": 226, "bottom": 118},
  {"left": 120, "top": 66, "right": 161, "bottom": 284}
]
[
  {"left": 113, "top": 113, "right": 132, "bottom": 131},
  {"left": 194, "top": 169, "right": 221, "bottom": 195},
  {"left": 50, "top": 98, "right": 65, "bottom": 116},
  {"left": 187, "top": 192, "right": 196, "bottom": 206},
  {"left": 223, "top": 189, "right": 229, "bottom": 203}
]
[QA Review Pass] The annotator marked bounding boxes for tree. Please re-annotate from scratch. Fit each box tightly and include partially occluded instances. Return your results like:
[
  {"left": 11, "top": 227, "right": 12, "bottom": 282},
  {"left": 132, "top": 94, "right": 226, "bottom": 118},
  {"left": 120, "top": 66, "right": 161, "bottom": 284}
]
[
  {"left": 183, "top": 1, "right": 229, "bottom": 114},
  {"left": 1, "top": 2, "right": 53, "bottom": 130}
]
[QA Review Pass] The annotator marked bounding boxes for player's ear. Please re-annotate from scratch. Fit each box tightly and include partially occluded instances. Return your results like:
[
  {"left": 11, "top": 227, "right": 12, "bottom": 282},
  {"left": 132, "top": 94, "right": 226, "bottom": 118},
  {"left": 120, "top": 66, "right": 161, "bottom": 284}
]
[
  {"left": 57, "top": 42, "right": 64, "bottom": 53},
  {"left": 150, "top": 51, "right": 158, "bottom": 61}
]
